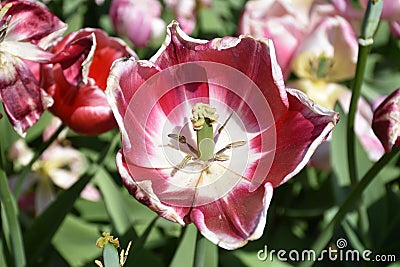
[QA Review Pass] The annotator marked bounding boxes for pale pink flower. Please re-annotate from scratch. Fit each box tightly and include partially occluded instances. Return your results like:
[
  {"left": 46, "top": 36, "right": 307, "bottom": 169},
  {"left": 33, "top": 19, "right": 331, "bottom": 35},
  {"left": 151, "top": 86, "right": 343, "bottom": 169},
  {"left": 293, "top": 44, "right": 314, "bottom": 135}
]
[
  {"left": 164, "top": 0, "right": 211, "bottom": 34},
  {"left": 8, "top": 141, "right": 100, "bottom": 215},
  {"left": 110, "top": 0, "right": 165, "bottom": 47}
]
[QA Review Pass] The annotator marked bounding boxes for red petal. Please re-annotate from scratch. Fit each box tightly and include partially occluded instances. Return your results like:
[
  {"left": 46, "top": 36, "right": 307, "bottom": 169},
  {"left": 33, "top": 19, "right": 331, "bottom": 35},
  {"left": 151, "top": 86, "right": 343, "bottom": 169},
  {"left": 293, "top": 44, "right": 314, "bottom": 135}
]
[
  {"left": 42, "top": 28, "right": 135, "bottom": 135},
  {"left": 51, "top": 34, "right": 95, "bottom": 86},
  {"left": 45, "top": 64, "right": 116, "bottom": 135}
]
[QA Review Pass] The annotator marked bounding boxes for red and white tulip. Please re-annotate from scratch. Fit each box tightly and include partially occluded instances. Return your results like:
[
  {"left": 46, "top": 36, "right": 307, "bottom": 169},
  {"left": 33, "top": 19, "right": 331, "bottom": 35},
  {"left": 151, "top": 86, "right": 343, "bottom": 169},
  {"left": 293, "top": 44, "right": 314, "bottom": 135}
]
[{"left": 106, "top": 22, "right": 339, "bottom": 249}]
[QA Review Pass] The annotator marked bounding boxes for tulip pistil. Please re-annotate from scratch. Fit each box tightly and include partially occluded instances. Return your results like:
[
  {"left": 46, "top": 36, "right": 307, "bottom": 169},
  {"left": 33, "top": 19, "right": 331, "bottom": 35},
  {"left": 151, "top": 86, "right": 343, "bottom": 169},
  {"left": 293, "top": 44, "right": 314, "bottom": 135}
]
[{"left": 191, "top": 103, "right": 218, "bottom": 161}]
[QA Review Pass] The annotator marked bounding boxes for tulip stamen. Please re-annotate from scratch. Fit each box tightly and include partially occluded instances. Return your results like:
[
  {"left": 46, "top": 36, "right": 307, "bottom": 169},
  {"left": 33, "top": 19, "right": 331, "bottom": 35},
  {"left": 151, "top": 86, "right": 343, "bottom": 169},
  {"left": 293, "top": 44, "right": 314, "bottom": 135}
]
[
  {"left": 168, "top": 133, "right": 198, "bottom": 155},
  {"left": 0, "top": 3, "right": 12, "bottom": 43},
  {"left": 215, "top": 141, "right": 246, "bottom": 155},
  {"left": 0, "top": 15, "right": 11, "bottom": 43}
]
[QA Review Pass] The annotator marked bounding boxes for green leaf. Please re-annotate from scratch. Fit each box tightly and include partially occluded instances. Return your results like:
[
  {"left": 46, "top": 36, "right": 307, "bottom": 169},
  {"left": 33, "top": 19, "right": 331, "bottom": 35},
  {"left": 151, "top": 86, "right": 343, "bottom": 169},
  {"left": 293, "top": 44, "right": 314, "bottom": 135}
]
[
  {"left": 74, "top": 198, "right": 109, "bottom": 222},
  {"left": 234, "top": 250, "right": 293, "bottom": 267},
  {"left": 95, "top": 168, "right": 133, "bottom": 236},
  {"left": 194, "top": 235, "right": 218, "bottom": 267},
  {"left": 52, "top": 215, "right": 100, "bottom": 266},
  {"left": 23, "top": 171, "right": 93, "bottom": 264},
  {"left": 0, "top": 234, "right": 8, "bottom": 266},
  {"left": 169, "top": 224, "right": 197, "bottom": 267},
  {"left": 0, "top": 137, "right": 26, "bottom": 267}
]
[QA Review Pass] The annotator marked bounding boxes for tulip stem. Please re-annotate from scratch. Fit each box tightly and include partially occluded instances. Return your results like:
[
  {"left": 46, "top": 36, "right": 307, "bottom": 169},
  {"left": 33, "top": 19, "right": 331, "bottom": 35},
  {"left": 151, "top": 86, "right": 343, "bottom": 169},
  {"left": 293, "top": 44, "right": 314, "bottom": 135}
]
[
  {"left": 346, "top": 44, "right": 371, "bottom": 185},
  {"left": 299, "top": 147, "right": 400, "bottom": 267},
  {"left": 347, "top": 0, "right": 382, "bottom": 187},
  {"left": 0, "top": 136, "right": 26, "bottom": 267}
]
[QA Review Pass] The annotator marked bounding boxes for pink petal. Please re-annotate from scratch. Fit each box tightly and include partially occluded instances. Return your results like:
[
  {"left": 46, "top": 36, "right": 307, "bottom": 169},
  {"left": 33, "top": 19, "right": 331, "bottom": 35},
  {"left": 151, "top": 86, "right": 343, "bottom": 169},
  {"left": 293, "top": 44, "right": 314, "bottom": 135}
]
[
  {"left": 292, "top": 16, "right": 358, "bottom": 82},
  {"left": 191, "top": 182, "right": 273, "bottom": 250},
  {"left": 0, "top": 57, "right": 51, "bottom": 136},
  {"left": 372, "top": 89, "right": 400, "bottom": 152},
  {"left": 238, "top": 0, "right": 322, "bottom": 77},
  {"left": 1, "top": 41, "right": 54, "bottom": 62},
  {"left": 81, "top": 184, "right": 101, "bottom": 201},
  {"left": 266, "top": 89, "right": 339, "bottom": 186},
  {"left": 116, "top": 150, "right": 190, "bottom": 225},
  {"left": 152, "top": 22, "right": 289, "bottom": 121},
  {"left": 7, "top": 139, "right": 34, "bottom": 165},
  {"left": 338, "top": 90, "right": 385, "bottom": 160},
  {"left": 390, "top": 20, "right": 400, "bottom": 37},
  {"left": 35, "top": 178, "right": 55, "bottom": 215},
  {"left": 164, "top": 0, "right": 197, "bottom": 34},
  {"left": 118, "top": 149, "right": 275, "bottom": 250}
]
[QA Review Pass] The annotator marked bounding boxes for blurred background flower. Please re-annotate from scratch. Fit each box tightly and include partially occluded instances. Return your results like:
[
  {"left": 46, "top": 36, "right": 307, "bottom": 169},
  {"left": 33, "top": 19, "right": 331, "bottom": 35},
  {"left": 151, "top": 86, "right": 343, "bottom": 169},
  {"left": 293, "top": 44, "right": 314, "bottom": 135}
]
[
  {"left": 333, "top": 0, "right": 400, "bottom": 37},
  {"left": 164, "top": 0, "right": 211, "bottom": 34},
  {"left": 8, "top": 139, "right": 100, "bottom": 216},
  {"left": 110, "top": 0, "right": 165, "bottom": 47}
]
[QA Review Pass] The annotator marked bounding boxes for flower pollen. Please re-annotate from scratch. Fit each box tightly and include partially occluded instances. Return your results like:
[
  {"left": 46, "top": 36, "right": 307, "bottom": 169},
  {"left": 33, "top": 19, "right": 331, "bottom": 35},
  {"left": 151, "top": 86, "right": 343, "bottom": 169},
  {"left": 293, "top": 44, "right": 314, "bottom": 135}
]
[
  {"left": 96, "top": 232, "right": 120, "bottom": 249},
  {"left": 191, "top": 103, "right": 218, "bottom": 130}
]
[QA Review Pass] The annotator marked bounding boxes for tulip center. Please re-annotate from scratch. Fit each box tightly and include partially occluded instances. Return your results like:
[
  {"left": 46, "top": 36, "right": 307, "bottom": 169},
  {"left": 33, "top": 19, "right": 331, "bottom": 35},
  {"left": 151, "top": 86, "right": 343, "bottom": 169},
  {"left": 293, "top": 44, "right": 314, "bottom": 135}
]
[
  {"left": 167, "top": 103, "right": 247, "bottom": 179},
  {"left": 308, "top": 53, "right": 335, "bottom": 80},
  {"left": 190, "top": 103, "right": 218, "bottom": 161}
]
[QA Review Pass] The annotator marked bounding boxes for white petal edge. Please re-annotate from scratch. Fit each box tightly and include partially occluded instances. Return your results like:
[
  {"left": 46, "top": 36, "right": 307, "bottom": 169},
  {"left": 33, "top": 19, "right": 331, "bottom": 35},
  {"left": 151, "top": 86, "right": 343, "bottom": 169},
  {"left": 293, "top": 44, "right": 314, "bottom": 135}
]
[{"left": 116, "top": 150, "right": 186, "bottom": 226}]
